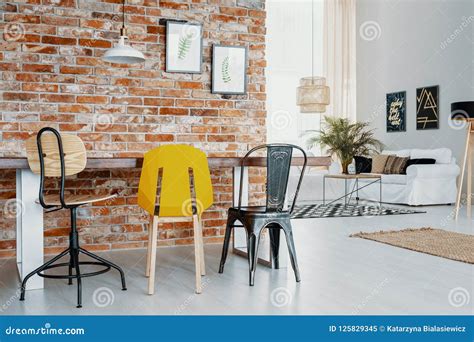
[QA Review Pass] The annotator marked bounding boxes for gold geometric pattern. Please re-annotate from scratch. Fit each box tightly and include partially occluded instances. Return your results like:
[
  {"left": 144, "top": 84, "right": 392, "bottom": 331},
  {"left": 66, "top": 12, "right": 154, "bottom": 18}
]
[{"left": 416, "top": 86, "right": 439, "bottom": 129}]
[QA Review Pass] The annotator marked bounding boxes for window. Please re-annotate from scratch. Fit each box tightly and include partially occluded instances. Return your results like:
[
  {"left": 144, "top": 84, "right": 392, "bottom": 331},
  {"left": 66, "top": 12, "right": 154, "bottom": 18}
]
[{"left": 266, "top": 0, "right": 324, "bottom": 149}]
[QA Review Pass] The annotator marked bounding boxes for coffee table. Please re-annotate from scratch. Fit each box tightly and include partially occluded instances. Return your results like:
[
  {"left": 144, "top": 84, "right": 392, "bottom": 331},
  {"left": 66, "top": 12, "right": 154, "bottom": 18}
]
[{"left": 323, "top": 173, "right": 382, "bottom": 208}]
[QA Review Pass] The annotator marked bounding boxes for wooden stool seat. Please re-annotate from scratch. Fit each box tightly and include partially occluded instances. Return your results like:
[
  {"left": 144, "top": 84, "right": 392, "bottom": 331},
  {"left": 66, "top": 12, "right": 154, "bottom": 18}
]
[{"left": 36, "top": 193, "right": 117, "bottom": 206}]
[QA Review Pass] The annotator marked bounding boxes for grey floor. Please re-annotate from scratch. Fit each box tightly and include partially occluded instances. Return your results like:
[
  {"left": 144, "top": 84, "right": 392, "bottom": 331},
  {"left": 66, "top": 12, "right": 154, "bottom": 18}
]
[{"left": 0, "top": 204, "right": 472, "bottom": 315}]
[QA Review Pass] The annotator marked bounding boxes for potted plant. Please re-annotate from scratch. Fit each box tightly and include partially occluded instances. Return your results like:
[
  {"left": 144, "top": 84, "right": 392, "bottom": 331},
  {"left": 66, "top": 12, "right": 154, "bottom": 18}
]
[{"left": 306, "top": 116, "right": 383, "bottom": 174}]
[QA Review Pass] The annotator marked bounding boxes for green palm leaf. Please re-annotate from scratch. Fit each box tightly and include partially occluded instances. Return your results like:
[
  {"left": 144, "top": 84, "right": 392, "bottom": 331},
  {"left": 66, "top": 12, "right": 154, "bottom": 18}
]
[
  {"left": 222, "top": 56, "right": 231, "bottom": 83},
  {"left": 178, "top": 33, "right": 193, "bottom": 60},
  {"left": 306, "top": 116, "right": 384, "bottom": 169}
]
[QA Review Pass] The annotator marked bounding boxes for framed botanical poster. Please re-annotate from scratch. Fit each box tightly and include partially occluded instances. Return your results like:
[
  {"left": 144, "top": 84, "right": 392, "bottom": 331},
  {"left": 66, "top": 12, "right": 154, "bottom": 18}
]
[
  {"left": 386, "top": 91, "right": 406, "bottom": 132},
  {"left": 416, "top": 85, "right": 439, "bottom": 130},
  {"left": 212, "top": 45, "right": 247, "bottom": 95},
  {"left": 166, "top": 21, "right": 202, "bottom": 73}
]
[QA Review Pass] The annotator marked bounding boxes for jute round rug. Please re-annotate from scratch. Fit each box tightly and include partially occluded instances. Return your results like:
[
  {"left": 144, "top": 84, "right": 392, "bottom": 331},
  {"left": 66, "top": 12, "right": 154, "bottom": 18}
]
[{"left": 350, "top": 228, "right": 474, "bottom": 264}]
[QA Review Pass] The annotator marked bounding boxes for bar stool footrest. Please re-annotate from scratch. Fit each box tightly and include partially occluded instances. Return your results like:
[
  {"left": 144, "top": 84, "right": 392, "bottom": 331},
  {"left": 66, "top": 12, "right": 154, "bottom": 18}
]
[{"left": 37, "top": 261, "right": 111, "bottom": 279}]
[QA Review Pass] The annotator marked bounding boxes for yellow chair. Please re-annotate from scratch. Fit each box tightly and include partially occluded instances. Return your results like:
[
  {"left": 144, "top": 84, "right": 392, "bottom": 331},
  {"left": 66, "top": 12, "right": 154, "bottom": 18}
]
[{"left": 138, "top": 144, "right": 213, "bottom": 294}]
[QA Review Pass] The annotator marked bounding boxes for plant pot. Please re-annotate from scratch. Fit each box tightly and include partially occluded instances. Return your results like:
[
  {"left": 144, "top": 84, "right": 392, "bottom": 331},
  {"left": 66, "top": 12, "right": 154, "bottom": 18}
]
[{"left": 341, "top": 160, "right": 352, "bottom": 174}]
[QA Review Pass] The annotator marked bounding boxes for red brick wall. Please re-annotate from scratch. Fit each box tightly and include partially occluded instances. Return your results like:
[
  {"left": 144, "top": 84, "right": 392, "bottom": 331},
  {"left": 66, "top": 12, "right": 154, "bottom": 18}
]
[{"left": 0, "top": 0, "right": 266, "bottom": 258}]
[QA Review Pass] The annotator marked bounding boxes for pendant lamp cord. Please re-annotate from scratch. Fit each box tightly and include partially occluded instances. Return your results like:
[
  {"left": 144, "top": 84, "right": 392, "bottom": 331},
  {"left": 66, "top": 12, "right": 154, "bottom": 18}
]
[{"left": 121, "top": 0, "right": 126, "bottom": 36}]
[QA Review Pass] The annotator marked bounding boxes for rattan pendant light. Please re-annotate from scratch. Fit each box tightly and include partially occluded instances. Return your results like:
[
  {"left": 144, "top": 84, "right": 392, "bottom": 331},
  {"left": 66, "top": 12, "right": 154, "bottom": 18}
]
[{"left": 296, "top": 0, "right": 330, "bottom": 113}]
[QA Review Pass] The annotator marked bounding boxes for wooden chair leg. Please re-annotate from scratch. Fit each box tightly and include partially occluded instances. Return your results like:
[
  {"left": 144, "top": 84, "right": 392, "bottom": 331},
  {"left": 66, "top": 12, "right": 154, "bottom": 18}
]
[
  {"left": 467, "top": 140, "right": 472, "bottom": 218},
  {"left": 197, "top": 216, "right": 206, "bottom": 276},
  {"left": 145, "top": 214, "right": 155, "bottom": 277},
  {"left": 455, "top": 124, "right": 471, "bottom": 220},
  {"left": 147, "top": 216, "right": 159, "bottom": 295},
  {"left": 193, "top": 214, "right": 202, "bottom": 294}
]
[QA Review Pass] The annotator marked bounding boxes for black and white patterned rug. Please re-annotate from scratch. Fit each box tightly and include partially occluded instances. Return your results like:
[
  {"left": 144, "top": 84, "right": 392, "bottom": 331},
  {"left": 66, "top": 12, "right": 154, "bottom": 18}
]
[{"left": 291, "top": 203, "right": 425, "bottom": 219}]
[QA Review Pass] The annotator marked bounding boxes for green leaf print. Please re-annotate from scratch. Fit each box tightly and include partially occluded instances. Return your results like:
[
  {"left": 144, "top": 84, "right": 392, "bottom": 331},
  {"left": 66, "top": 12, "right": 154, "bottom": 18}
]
[
  {"left": 222, "top": 56, "right": 231, "bottom": 83},
  {"left": 178, "top": 33, "right": 193, "bottom": 60}
]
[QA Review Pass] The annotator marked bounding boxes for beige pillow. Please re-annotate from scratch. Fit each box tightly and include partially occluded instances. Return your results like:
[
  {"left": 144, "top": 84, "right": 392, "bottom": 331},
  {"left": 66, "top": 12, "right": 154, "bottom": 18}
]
[
  {"left": 371, "top": 154, "right": 392, "bottom": 173},
  {"left": 383, "top": 155, "right": 398, "bottom": 174},
  {"left": 386, "top": 156, "right": 409, "bottom": 174}
]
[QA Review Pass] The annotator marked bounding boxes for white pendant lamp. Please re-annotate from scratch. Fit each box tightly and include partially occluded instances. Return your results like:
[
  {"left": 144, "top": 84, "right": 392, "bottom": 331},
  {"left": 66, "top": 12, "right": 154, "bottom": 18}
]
[
  {"left": 103, "top": 0, "right": 145, "bottom": 64},
  {"left": 296, "top": 0, "right": 330, "bottom": 113}
]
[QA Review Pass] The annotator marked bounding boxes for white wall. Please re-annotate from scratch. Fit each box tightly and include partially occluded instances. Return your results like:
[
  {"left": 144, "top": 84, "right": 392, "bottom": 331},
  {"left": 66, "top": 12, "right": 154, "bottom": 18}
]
[
  {"left": 266, "top": 0, "right": 324, "bottom": 149},
  {"left": 356, "top": 0, "right": 473, "bottom": 167}
]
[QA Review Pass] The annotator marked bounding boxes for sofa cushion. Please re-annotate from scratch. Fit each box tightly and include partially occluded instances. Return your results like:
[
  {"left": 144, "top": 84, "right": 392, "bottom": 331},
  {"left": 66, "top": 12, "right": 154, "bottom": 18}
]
[
  {"left": 360, "top": 173, "right": 408, "bottom": 185},
  {"left": 382, "top": 149, "right": 411, "bottom": 158},
  {"left": 371, "top": 154, "right": 392, "bottom": 173},
  {"left": 403, "top": 158, "right": 436, "bottom": 173},
  {"left": 411, "top": 148, "right": 452, "bottom": 164},
  {"left": 381, "top": 174, "right": 408, "bottom": 185},
  {"left": 383, "top": 155, "right": 398, "bottom": 173},
  {"left": 385, "top": 156, "right": 409, "bottom": 174},
  {"left": 406, "top": 164, "right": 460, "bottom": 178},
  {"left": 354, "top": 156, "right": 372, "bottom": 173},
  {"left": 407, "top": 158, "right": 436, "bottom": 166}
]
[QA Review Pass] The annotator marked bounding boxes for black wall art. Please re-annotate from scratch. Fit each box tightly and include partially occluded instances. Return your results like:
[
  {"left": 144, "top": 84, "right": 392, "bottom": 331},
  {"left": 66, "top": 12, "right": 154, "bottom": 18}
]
[
  {"left": 386, "top": 91, "right": 406, "bottom": 132},
  {"left": 416, "top": 85, "right": 439, "bottom": 130}
]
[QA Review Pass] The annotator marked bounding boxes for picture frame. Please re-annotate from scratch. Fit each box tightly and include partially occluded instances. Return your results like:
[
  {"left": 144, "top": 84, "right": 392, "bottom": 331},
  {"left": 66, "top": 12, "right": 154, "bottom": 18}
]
[
  {"left": 211, "top": 45, "right": 248, "bottom": 95},
  {"left": 416, "top": 85, "right": 439, "bottom": 130},
  {"left": 166, "top": 21, "right": 203, "bottom": 73},
  {"left": 386, "top": 91, "right": 406, "bottom": 132}
]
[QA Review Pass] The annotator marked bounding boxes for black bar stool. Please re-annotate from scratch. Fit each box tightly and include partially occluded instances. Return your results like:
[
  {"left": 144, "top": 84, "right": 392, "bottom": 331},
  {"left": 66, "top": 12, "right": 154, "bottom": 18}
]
[{"left": 20, "top": 127, "right": 126, "bottom": 308}]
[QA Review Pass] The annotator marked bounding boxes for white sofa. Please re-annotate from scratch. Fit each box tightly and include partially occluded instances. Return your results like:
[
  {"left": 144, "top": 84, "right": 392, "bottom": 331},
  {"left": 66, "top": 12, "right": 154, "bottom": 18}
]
[
  {"left": 357, "top": 148, "right": 460, "bottom": 206},
  {"left": 288, "top": 148, "right": 460, "bottom": 206}
]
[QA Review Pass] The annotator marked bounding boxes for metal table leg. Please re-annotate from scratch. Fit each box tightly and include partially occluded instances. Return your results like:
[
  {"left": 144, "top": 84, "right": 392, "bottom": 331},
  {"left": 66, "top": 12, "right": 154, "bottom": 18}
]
[
  {"left": 379, "top": 178, "right": 383, "bottom": 213},
  {"left": 323, "top": 176, "right": 326, "bottom": 205},
  {"left": 356, "top": 178, "right": 359, "bottom": 204},
  {"left": 344, "top": 178, "right": 347, "bottom": 206}
]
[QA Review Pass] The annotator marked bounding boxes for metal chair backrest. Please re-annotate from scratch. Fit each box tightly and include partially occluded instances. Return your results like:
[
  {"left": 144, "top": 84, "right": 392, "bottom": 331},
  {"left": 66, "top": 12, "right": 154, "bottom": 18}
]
[
  {"left": 25, "top": 127, "right": 87, "bottom": 208},
  {"left": 237, "top": 144, "right": 307, "bottom": 213},
  {"left": 137, "top": 144, "right": 214, "bottom": 217}
]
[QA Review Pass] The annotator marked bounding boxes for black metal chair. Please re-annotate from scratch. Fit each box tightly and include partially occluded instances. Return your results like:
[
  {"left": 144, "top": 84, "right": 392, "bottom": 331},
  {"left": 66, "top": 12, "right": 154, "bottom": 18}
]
[
  {"left": 20, "top": 127, "right": 126, "bottom": 308},
  {"left": 218, "top": 144, "right": 307, "bottom": 285}
]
